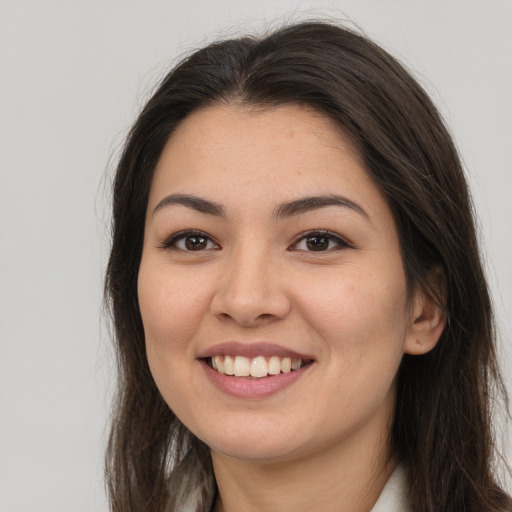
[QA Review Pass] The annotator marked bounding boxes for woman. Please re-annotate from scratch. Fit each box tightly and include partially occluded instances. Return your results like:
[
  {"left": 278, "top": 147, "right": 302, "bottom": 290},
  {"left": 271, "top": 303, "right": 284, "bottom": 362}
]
[{"left": 105, "top": 21, "right": 511, "bottom": 512}]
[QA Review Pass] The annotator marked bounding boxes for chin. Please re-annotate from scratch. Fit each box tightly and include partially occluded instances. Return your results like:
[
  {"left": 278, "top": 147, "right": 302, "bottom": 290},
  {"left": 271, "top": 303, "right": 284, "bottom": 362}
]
[
  {"left": 209, "top": 439, "right": 302, "bottom": 463},
  {"left": 195, "top": 421, "right": 309, "bottom": 463}
]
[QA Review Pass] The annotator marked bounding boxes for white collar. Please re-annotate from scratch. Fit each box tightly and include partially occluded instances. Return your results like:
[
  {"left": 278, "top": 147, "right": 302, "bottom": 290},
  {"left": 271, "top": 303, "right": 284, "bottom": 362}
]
[
  {"left": 369, "top": 464, "right": 411, "bottom": 512},
  {"left": 199, "top": 462, "right": 411, "bottom": 512}
]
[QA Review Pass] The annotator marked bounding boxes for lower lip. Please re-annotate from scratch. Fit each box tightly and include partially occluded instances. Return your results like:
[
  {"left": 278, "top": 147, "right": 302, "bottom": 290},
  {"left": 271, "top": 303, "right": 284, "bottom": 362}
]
[{"left": 200, "top": 360, "right": 312, "bottom": 399}]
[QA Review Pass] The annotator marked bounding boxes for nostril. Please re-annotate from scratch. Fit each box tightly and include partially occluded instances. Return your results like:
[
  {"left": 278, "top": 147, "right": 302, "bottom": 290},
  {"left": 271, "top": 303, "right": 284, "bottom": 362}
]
[{"left": 210, "top": 279, "right": 292, "bottom": 327}]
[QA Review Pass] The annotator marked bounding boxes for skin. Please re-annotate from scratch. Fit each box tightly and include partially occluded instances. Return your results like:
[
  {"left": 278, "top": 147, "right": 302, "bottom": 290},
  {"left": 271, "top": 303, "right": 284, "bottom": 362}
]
[{"left": 138, "top": 104, "right": 446, "bottom": 512}]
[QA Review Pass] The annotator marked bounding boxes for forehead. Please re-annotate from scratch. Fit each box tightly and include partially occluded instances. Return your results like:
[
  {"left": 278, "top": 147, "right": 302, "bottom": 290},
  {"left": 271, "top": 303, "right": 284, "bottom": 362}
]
[
  {"left": 163, "top": 103, "right": 362, "bottom": 168},
  {"left": 148, "top": 104, "right": 385, "bottom": 219}
]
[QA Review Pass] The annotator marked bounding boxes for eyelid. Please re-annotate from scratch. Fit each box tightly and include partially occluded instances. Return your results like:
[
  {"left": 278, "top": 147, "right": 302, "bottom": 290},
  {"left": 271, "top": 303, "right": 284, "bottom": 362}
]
[
  {"left": 158, "top": 228, "right": 352, "bottom": 252},
  {"left": 159, "top": 229, "right": 220, "bottom": 251},
  {"left": 288, "top": 229, "right": 354, "bottom": 251}
]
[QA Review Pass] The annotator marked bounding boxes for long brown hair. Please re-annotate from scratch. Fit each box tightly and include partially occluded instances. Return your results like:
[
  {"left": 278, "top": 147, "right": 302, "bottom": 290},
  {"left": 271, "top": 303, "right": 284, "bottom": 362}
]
[{"left": 105, "top": 21, "right": 511, "bottom": 511}]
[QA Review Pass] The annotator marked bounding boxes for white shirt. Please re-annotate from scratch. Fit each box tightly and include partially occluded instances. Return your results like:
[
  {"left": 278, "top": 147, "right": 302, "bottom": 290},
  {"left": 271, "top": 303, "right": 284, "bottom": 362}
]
[
  {"left": 370, "top": 465, "right": 411, "bottom": 512},
  {"left": 176, "top": 458, "right": 411, "bottom": 512}
]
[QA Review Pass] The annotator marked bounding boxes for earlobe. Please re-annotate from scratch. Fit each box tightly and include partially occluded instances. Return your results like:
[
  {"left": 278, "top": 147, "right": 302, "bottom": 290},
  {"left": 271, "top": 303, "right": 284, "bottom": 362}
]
[{"left": 404, "top": 271, "right": 447, "bottom": 356}]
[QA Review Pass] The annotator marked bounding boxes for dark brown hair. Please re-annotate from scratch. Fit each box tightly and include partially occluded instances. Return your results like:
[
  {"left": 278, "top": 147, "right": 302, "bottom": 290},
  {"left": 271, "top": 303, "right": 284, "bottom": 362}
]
[{"left": 105, "top": 21, "right": 511, "bottom": 511}]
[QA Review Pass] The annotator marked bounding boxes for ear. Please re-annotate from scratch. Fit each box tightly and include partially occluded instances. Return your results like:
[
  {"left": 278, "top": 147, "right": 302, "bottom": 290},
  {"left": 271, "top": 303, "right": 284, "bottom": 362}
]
[{"left": 404, "top": 268, "right": 447, "bottom": 356}]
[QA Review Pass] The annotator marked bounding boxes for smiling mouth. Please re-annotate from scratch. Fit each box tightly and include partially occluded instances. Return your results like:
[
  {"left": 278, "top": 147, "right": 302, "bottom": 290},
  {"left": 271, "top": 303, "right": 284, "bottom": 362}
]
[{"left": 206, "top": 355, "right": 313, "bottom": 379}]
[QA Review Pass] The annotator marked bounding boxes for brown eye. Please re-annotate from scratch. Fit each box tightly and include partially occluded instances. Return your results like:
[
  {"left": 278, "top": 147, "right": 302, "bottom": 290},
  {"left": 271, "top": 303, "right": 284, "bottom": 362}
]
[
  {"left": 162, "top": 230, "right": 220, "bottom": 251},
  {"left": 306, "top": 236, "right": 330, "bottom": 251},
  {"left": 291, "top": 230, "right": 351, "bottom": 252},
  {"left": 184, "top": 235, "right": 208, "bottom": 250}
]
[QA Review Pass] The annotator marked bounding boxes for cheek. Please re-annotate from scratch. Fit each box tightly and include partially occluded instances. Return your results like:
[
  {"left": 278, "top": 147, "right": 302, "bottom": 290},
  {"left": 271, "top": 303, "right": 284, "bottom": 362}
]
[
  {"left": 137, "top": 259, "right": 212, "bottom": 356},
  {"left": 137, "top": 259, "right": 215, "bottom": 421},
  {"left": 297, "top": 267, "right": 409, "bottom": 423},
  {"left": 295, "top": 262, "right": 410, "bottom": 358}
]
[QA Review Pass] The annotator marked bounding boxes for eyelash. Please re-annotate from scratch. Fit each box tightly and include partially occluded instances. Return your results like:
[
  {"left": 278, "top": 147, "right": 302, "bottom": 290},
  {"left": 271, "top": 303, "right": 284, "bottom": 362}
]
[
  {"left": 289, "top": 230, "right": 353, "bottom": 252},
  {"left": 160, "top": 230, "right": 220, "bottom": 252},
  {"left": 160, "top": 229, "right": 353, "bottom": 253}
]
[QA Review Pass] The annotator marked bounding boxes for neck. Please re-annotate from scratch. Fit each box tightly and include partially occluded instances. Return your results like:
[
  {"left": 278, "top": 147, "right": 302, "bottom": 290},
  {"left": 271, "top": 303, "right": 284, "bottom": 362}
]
[{"left": 211, "top": 428, "right": 397, "bottom": 512}]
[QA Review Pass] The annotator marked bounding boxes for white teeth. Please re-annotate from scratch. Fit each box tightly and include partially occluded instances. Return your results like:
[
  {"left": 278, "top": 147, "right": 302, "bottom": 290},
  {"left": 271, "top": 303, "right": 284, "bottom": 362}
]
[
  {"left": 250, "top": 356, "right": 268, "bottom": 377},
  {"left": 212, "top": 355, "right": 224, "bottom": 373},
  {"left": 224, "top": 355, "right": 234, "bottom": 375},
  {"left": 291, "top": 358, "right": 302, "bottom": 370},
  {"left": 234, "top": 356, "right": 250, "bottom": 377},
  {"left": 210, "top": 355, "right": 307, "bottom": 377},
  {"left": 268, "top": 356, "right": 281, "bottom": 375}
]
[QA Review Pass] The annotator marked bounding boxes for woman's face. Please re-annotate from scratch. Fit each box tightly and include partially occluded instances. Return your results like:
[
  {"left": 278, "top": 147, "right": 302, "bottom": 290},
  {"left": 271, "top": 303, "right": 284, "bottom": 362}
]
[{"left": 138, "top": 104, "right": 421, "bottom": 462}]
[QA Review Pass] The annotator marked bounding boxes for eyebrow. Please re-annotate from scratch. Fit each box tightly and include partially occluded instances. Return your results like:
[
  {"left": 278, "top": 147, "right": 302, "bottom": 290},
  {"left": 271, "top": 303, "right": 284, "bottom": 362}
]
[
  {"left": 153, "top": 194, "right": 225, "bottom": 217},
  {"left": 152, "top": 193, "right": 369, "bottom": 220},
  {"left": 273, "top": 194, "right": 369, "bottom": 220}
]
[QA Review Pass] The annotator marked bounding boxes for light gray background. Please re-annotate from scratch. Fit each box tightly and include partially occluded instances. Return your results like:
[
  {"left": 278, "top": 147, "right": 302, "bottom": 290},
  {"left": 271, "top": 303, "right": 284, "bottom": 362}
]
[{"left": 1, "top": 1, "right": 511, "bottom": 510}]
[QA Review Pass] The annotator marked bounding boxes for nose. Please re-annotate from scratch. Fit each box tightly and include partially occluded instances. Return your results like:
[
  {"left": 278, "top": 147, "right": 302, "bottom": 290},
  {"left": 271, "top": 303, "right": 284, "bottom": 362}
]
[{"left": 210, "top": 245, "right": 291, "bottom": 328}]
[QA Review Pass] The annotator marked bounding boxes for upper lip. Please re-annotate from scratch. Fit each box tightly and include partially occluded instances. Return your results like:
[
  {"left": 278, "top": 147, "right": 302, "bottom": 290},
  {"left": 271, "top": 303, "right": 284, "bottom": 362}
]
[{"left": 196, "top": 342, "right": 314, "bottom": 361}]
